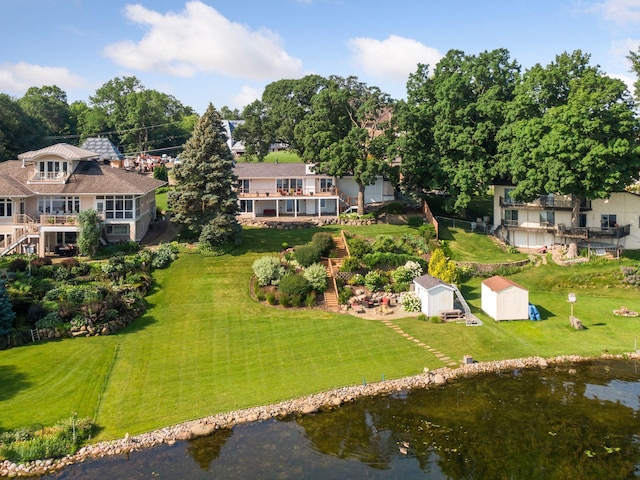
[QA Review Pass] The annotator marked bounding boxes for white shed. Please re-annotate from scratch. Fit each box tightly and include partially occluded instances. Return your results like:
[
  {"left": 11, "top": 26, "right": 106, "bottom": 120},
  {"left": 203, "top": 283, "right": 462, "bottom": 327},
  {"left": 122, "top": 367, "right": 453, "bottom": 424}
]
[
  {"left": 413, "top": 274, "right": 455, "bottom": 317},
  {"left": 481, "top": 275, "right": 529, "bottom": 321}
]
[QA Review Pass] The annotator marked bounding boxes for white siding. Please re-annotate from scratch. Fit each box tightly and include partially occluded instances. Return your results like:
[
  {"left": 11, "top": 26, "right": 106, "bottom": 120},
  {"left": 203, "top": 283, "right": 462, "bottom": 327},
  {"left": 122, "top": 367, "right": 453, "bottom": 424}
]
[{"left": 482, "top": 284, "right": 529, "bottom": 321}]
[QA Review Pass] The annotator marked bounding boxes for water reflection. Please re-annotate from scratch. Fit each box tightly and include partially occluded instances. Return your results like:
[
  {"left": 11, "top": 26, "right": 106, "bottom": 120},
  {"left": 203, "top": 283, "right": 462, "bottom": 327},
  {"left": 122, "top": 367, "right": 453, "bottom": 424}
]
[{"left": 48, "top": 360, "right": 640, "bottom": 479}]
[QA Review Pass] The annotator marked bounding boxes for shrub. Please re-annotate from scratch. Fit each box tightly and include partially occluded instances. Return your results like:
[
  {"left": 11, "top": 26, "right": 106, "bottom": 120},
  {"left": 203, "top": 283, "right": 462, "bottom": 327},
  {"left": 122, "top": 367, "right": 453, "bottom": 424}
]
[
  {"left": 372, "top": 235, "right": 397, "bottom": 254},
  {"left": 362, "top": 252, "right": 428, "bottom": 272},
  {"left": 407, "top": 215, "right": 425, "bottom": 228},
  {"left": 305, "top": 291, "right": 317, "bottom": 307},
  {"left": 8, "top": 258, "right": 28, "bottom": 273},
  {"left": 278, "top": 273, "right": 310, "bottom": 297},
  {"left": 364, "top": 270, "right": 386, "bottom": 292},
  {"left": 60, "top": 257, "right": 79, "bottom": 270},
  {"left": 339, "top": 257, "right": 362, "bottom": 273},
  {"left": 252, "top": 256, "right": 284, "bottom": 286},
  {"left": 418, "top": 223, "right": 436, "bottom": 241},
  {"left": 71, "top": 263, "right": 90, "bottom": 277},
  {"left": 347, "top": 237, "right": 372, "bottom": 258},
  {"left": 35, "top": 312, "right": 62, "bottom": 329},
  {"left": 338, "top": 287, "right": 353, "bottom": 305},
  {"left": 400, "top": 292, "right": 421, "bottom": 312},
  {"left": 53, "top": 266, "right": 70, "bottom": 282},
  {"left": 303, "top": 263, "right": 327, "bottom": 292},
  {"left": 311, "top": 232, "right": 334, "bottom": 257},
  {"left": 348, "top": 273, "right": 365, "bottom": 286},
  {"left": 294, "top": 244, "right": 321, "bottom": 267},
  {"left": 428, "top": 248, "right": 459, "bottom": 284},
  {"left": 279, "top": 293, "right": 291, "bottom": 307},
  {"left": 30, "top": 257, "right": 52, "bottom": 268},
  {"left": 392, "top": 266, "right": 412, "bottom": 284},
  {"left": 290, "top": 294, "right": 303, "bottom": 308},
  {"left": 392, "top": 281, "right": 411, "bottom": 293},
  {"left": 404, "top": 261, "right": 423, "bottom": 280},
  {"left": 417, "top": 313, "right": 428, "bottom": 322},
  {"left": 386, "top": 201, "right": 405, "bottom": 214},
  {"left": 151, "top": 243, "right": 178, "bottom": 269}
]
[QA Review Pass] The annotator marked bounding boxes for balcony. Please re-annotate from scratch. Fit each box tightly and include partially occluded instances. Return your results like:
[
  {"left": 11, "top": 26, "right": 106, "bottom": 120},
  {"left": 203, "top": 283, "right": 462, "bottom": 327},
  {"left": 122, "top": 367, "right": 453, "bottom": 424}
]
[
  {"left": 501, "top": 220, "right": 630, "bottom": 239},
  {"left": 28, "top": 171, "right": 71, "bottom": 184},
  {"left": 499, "top": 196, "right": 591, "bottom": 211},
  {"left": 39, "top": 214, "right": 78, "bottom": 226},
  {"left": 237, "top": 187, "right": 338, "bottom": 198}
]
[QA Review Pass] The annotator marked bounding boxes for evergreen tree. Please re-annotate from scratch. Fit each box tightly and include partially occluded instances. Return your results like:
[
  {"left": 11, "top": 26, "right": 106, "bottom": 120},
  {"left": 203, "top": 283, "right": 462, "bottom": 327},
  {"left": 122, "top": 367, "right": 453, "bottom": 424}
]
[
  {"left": 169, "top": 103, "right": 241, "bottom": 246},
  {"left": 0, "top": 282, "right": 16, "bottom": 336}
]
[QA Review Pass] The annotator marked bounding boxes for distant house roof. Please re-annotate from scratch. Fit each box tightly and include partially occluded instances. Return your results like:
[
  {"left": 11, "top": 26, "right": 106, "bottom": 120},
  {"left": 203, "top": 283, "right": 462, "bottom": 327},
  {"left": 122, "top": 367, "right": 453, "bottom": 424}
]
[
  {"left": 482, "top": 275, "right": 526, "bottom": 292},
  {"left": 18, "top": 143, "right": 99, "bottom": 162},
  {"left": 413, "top": 274, "right": 454, "bottom": 291},
  {"left": 234, "top": 162, "right": 330, "bottom": 179},
  {"left": 81, "top": 137, "right": 124, "bottom": 161}
]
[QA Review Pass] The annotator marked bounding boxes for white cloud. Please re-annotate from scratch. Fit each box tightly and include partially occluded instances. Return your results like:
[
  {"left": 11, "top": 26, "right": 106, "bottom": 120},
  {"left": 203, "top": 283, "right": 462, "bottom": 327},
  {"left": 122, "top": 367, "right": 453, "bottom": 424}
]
[
  {"left": 348, "top": 35, "right": 442, "bottom": 81},
  {"left": 104, "top": 1, "right": 303, "bottom": 80},
  {"left": 588, "top": 0, "right": 640, "bottom": 26},
  {"left": 230, "top": 85, "right": 263, "bottom": 109},
  {"left": 0, "top": 62, "right": 87, "bottom": 95}
]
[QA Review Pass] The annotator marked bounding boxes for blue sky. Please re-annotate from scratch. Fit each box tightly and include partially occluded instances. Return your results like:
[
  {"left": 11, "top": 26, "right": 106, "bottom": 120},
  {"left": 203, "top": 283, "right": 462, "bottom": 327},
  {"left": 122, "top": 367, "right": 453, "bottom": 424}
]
[{"left": 1, "top": 0, "right": 639, "bottom": 114}]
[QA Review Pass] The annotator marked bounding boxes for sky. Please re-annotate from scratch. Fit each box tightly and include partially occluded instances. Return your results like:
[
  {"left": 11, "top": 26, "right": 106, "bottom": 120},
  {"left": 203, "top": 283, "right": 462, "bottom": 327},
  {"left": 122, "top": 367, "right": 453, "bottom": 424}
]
[{"left": 1, "top": 0, "right": 639, "bottom": 115}]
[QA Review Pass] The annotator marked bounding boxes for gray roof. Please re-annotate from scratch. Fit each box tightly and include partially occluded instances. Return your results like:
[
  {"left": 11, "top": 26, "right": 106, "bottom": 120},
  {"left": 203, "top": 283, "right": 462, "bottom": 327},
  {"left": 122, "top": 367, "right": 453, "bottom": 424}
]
[
  {"left": 81, "top": 137, "right": 124, "bottom": 160},
  {"left": 0, "top": 158, "right": 166, "bottom": 196},
  {"left": 413, "top": 274, "right": 454, "bottom": 291},
  {"left": 234, "top": 162, "right": 329, "bottom": 179},
  {"left": 18, "top": 143, "right": 99, "bottom": 161}
]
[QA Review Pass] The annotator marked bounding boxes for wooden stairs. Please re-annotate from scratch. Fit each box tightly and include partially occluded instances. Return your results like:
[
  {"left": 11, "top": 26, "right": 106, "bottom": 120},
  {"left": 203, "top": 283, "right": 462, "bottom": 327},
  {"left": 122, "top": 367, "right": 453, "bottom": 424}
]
[{"left": 322, "top": 234, "right": 350, "bottom": 312}]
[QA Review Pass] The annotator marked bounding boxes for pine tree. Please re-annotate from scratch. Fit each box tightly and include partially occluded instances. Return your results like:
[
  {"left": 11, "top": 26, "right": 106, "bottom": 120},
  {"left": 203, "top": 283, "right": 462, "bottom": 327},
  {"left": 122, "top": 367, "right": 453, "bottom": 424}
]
[
  {"left": 169, "top": 103, "right": 241, "bottom": 246},
  {"left": 0, "top": 282, "right": 16, "bottom": 336}
]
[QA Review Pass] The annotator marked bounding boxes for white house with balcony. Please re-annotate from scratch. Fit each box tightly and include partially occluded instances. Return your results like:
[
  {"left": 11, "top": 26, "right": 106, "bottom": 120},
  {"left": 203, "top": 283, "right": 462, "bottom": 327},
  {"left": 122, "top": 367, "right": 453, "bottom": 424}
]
[
  {"left": 234, "top": 162, "right": 395, "bottom": 219},
  {"left": 493, "top": 185, "right": 640, "bottom": 251},
  {"left": 0, "top": 143, "right": 166, "bottom": 257}
]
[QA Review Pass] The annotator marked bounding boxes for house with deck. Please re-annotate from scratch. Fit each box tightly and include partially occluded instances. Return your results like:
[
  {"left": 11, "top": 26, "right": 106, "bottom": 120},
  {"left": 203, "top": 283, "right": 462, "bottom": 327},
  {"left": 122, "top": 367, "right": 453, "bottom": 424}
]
[
  {"left": 0, "top": 143, "right": 166, "bottom": 257},
  {"left": 493, "top": 185, "right": 640, "bottom": 252},
  {"left": 234, "top": 162, "right": 395, "bottom": 219}
]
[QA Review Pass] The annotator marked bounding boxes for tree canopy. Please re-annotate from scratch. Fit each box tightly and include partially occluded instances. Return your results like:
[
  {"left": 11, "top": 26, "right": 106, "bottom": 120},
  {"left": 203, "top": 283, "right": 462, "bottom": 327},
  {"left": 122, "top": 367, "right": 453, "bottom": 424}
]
[
  {"left": 496, "top": 51, "right": 640, "bottom": 226},
  {"left": 398, "top": 49, "right": 520, "bottom": 213},
  {"left": 169, "top": 103, "right": 241, "bottom": 247}
]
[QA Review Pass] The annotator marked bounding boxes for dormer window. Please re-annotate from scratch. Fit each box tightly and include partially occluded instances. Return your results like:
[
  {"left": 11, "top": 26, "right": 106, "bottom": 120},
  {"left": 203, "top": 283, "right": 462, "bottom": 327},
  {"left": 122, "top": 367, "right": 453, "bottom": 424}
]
[{"left": 37, "top": 160, "right": 69, "bottom": 180}]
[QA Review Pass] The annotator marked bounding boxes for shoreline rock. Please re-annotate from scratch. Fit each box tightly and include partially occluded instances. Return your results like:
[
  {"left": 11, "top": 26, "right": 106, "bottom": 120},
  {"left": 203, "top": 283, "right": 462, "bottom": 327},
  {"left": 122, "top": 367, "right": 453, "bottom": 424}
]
[{"left": 1, "top": 352, "right": 638, "bottom": 478}]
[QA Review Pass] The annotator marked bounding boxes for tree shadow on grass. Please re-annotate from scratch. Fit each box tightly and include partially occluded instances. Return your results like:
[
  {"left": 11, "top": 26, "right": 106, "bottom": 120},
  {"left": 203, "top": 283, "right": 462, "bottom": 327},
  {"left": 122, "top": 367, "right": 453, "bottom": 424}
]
[
  {"left": 116, "top": 315, "right": 157, "bottom": 335},
  {"left": 0, "top": 365, "right": 31, "bottom": 403}
]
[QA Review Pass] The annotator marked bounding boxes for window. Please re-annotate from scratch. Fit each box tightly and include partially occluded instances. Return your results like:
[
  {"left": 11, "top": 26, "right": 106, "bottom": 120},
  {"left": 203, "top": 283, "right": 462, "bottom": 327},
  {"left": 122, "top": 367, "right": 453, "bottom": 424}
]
[
  {"left": 539, "top": 211, "right": 555, "bottom": 226},
  {"left": 238, "top": 179, "right": 250, "bottom": 193},
  {"left": 320, "top": 178, "right": 333, "bottom": 193},
  {"left": 38, "top": 196, "right": 79, "bottom": 214},
  {"left": 97, "top": 195, "right": 135, "bottom": 219},
  {"left": 277, "top": 178, "right": 303, "bottom": 192},
  {"left": 239, "top": 200, "right": 253, "bottom": 213},
  {"left": 105, "top": 224, "right": 129, "bottom": 235},
  {"left": 504, "top": 209, "right": 518, "bottom": 226},
  {"left": 504, "top": 188, "right": 516, "bottom": 204},
  {"left": 579, "top": 214, "right": 587, "bottom": 228},
  {"left": 320, "top": 199, "right": 326, "bottom": 208},
  {"left": 601, "top": 214, "right": 617, "bottom": 229},
  {"left": 0, "top": 198, "right": 12, "bottom": 217}
]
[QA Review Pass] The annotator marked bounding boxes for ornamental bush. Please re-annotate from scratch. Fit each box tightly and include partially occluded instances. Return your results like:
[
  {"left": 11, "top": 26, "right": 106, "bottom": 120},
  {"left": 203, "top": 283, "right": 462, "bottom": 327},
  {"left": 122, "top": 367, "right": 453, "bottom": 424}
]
[
  {"left": 294, "top": 244, "right": 321, "bottom": 267},
  {"left": 347, "top": 237, "right": 372, "bottom": 258},
  {"left": 403, "top": 260, "right": 423, "bottom": 280},
  {"left": 400, "top": 292, "right": 421, "bottom": 312},
  {"left": 371, "top": 235, "right": 398, "bottom": 254},
  {"left": 339, "top": 257, "right": 362, "bottom": 273},
  {"left": 364, "top": 270, "right": 386, "bottom": 292},
  {"left": 278, "top": 273, "right": 310, "bottom": 297},
  {"left": 252, "top": 256, "right": 283, "bottom": 286},
  {"left": 392, "top": 266, "right": 412, "bottom": 284},
  {"left": 303, "top": 263, "right": 327, "bottom": 292},
  {"left": 311, "top": 232, "right": 334, "bottom": 257}
]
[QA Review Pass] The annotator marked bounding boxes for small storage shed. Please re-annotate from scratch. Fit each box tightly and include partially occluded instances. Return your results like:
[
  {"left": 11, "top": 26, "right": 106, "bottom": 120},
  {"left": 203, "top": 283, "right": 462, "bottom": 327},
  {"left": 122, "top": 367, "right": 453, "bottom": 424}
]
[
  {"left": 481, "top": 275, "right": 529, "bottom": 321},
  {"left": 413, "top": 274, "right": 455, "bottom": 317}
]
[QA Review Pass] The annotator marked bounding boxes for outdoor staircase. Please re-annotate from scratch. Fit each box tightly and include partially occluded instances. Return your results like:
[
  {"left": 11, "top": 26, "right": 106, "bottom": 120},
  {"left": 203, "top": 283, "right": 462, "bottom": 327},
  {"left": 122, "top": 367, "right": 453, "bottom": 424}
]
[{"left": 322, "top": 234, "right": 350, "bottom": 311}]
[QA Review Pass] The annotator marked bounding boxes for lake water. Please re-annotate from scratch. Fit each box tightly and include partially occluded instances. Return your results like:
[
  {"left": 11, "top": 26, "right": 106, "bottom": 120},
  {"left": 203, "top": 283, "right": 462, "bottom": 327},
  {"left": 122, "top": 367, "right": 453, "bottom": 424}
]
[{"left": 47, "top": 359, "right": 640, "bottom": 479}]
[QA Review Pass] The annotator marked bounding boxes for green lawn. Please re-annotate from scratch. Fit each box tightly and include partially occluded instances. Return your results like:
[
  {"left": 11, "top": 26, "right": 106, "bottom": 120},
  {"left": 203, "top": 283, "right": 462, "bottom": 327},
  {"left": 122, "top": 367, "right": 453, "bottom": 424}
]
[
  {"left": 1, "top": 225, "right": 639, "bottom": 442},
  {"left": 440, "top": 227, "right": 527, "bottom": 263}
]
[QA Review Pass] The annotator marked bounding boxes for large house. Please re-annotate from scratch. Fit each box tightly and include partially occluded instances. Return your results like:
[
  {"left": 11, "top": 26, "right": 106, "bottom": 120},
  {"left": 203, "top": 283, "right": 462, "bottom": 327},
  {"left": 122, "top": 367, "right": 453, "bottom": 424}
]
[
  {"left": 493, "top": 185, "right": 640, "bottom": 251},
  {"left": 0, "top": 143, "right": 166, "bottom": 257},
  {"left": 234, "top": 162, "right": 395, "bottom": 219}
]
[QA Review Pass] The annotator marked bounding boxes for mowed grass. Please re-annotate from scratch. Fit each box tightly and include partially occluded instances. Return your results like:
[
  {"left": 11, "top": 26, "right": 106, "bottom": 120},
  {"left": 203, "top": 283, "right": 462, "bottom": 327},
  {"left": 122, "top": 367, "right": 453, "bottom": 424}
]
[
  {"left": 440, "top": 226, "right": 528, "bottom": 263},
  {"left": 1, "top": 225, "right": 639, "bottom": 441}
]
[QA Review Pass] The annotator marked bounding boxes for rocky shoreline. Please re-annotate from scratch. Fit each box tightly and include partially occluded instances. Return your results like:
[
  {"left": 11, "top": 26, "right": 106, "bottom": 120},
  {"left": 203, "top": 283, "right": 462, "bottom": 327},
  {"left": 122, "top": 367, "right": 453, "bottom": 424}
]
[{"left": 2, "top": 352, "right": 638, "bottom": 478}]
